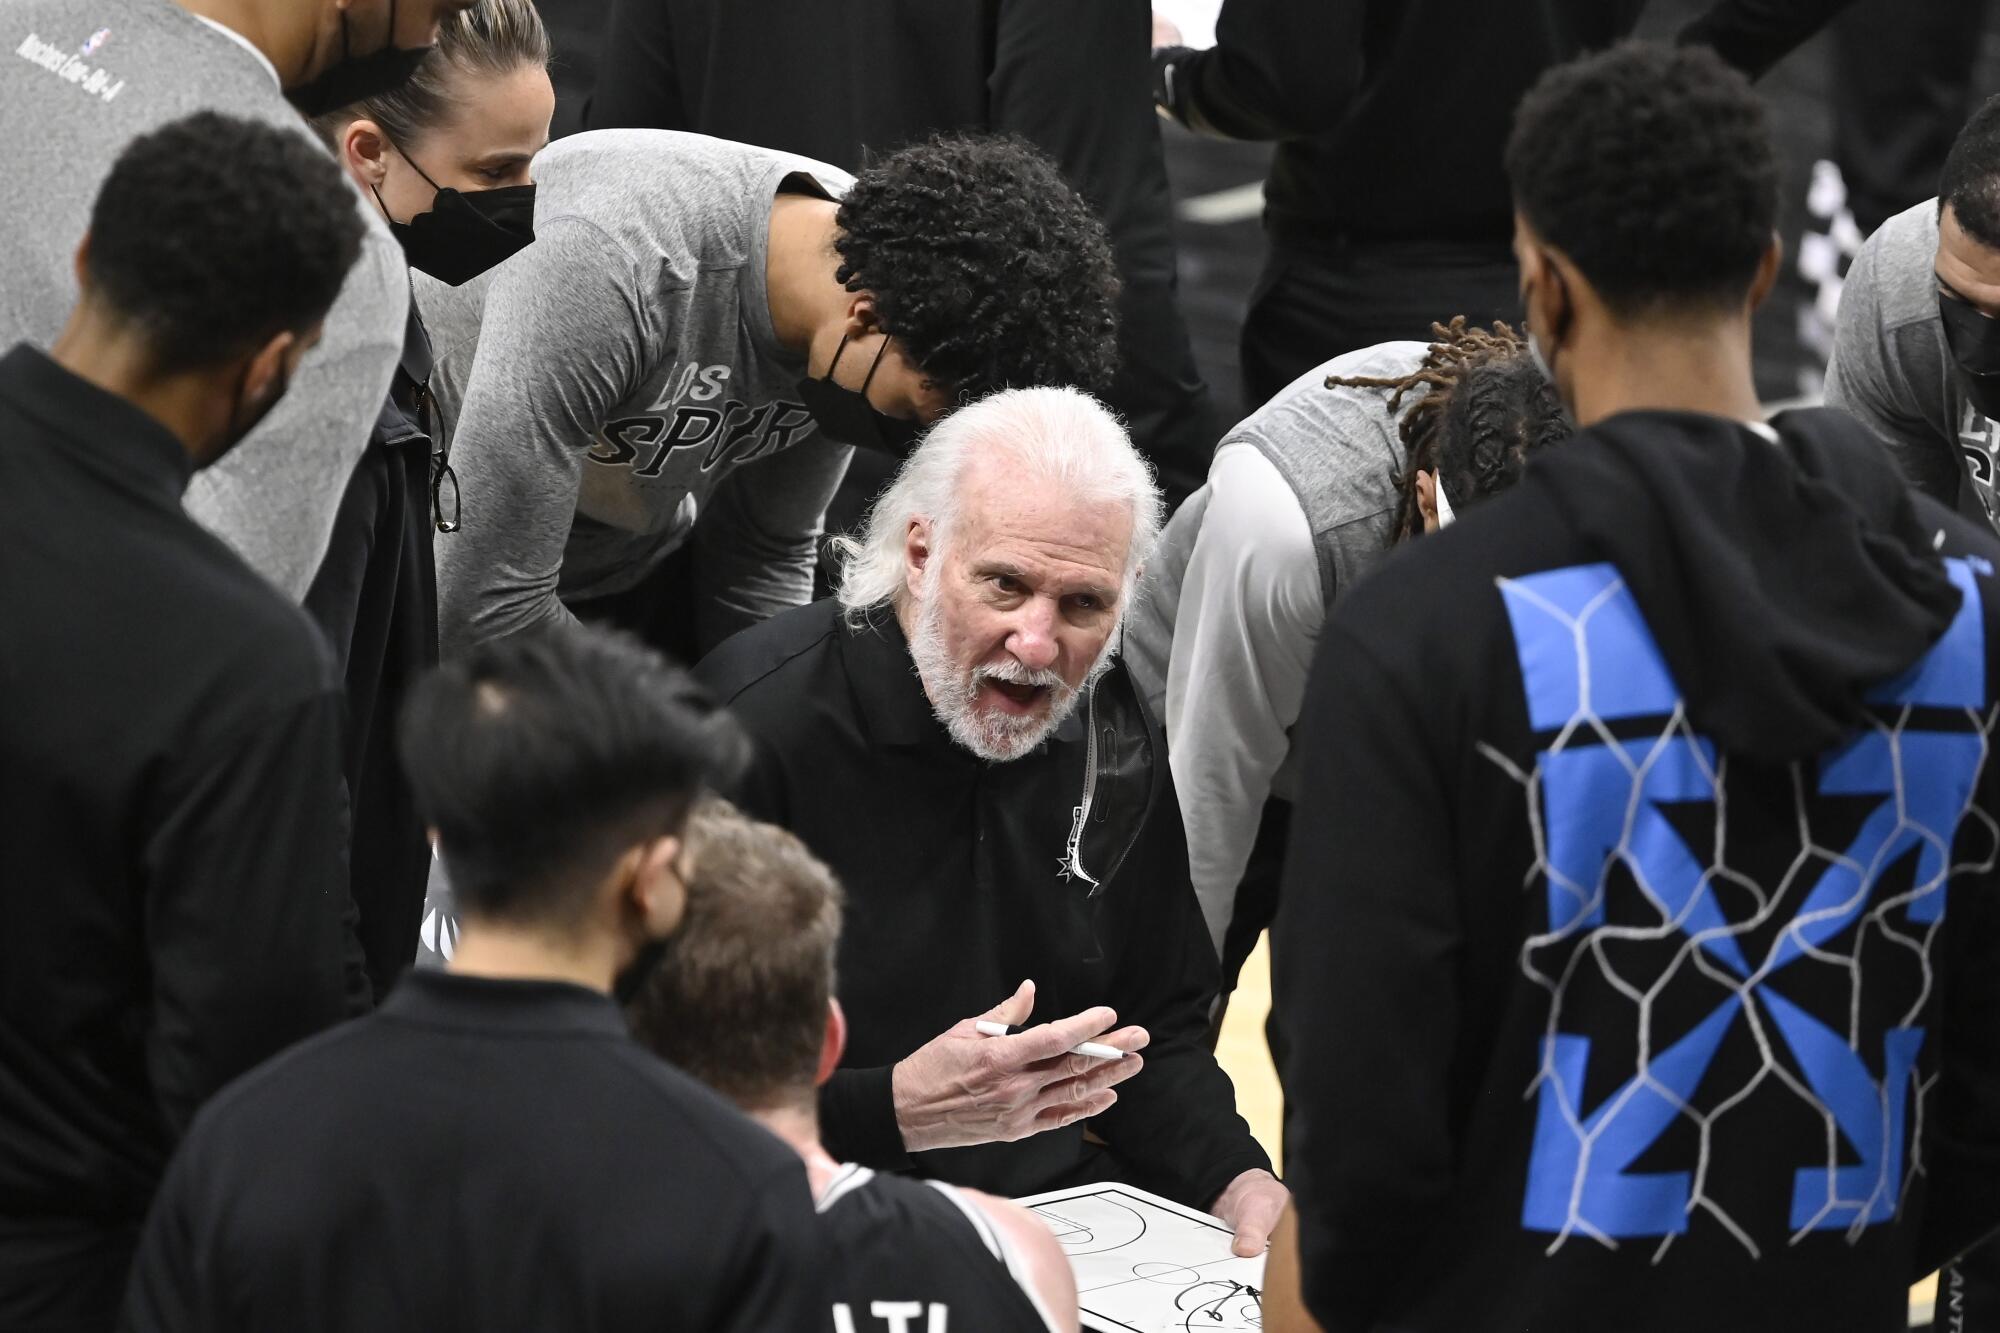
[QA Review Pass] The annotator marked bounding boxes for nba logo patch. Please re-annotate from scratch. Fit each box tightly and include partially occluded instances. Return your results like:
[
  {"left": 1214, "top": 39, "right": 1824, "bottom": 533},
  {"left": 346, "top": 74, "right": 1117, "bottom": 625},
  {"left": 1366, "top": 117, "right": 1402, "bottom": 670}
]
[{"left": 79, "top": 28, "right": 110, "bottom": 57}]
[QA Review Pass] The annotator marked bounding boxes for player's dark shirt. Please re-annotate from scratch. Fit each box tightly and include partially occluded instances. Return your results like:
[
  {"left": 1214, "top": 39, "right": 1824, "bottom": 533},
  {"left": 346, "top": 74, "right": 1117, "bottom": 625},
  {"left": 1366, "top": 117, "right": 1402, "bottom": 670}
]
[
  {"left": 696, "top": 599, "right": 1268, "bottom": 1209},
  {"left": 0, "top": 344, "right": 358, "bottom": 1331},
  {"left": 123, "top": 972, "right": 826, "bottom": 1332},
  {"left": 820, "top": 1166, "right": 1053, "bottom": 1333},
  {"left": 1275, "top": 408, "right": 2000, "bottom": 1331}
]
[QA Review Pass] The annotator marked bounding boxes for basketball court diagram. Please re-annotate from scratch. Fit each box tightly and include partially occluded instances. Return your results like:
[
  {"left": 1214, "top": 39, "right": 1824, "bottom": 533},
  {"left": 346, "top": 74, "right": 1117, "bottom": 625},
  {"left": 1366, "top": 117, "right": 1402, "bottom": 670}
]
[{"left": 1018, "top": 1184, "right": 1264, "bottom": 1332}]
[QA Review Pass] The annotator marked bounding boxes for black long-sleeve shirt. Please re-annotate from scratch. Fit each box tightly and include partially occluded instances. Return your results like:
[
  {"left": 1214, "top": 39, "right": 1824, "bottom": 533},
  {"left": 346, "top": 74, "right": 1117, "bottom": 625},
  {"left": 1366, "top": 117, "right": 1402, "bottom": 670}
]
[
  {"left": 696, "top": 599, "right": 1269, "bottom": 1209},
  {"left": 123, "top": 972, "right": 827, "bottom": 1332},
  {"left": 0, "top": 346, "right": 359, "bottom": 1331},
  {"left": 582, "top": 0, "right": 1220, "bottom": 499},
  {"left": 1156, "top": 0, "right": 1855, "bottom": 249},
  {"left": 1274, "top": 409, "right": 2000, "bottom": 1332}
]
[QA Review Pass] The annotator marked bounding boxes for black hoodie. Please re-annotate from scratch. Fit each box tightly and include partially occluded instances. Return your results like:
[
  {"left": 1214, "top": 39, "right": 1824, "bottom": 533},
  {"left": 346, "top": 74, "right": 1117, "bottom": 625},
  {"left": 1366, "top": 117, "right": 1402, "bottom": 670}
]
[{"left": 1274, "top": 407, "right": 2000, "bottom": 1332}]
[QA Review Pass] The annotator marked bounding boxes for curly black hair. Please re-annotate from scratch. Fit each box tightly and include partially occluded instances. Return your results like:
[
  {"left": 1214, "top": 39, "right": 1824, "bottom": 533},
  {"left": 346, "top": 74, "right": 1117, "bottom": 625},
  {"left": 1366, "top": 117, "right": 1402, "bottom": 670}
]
[
  {"left": 833, "top": 133, "right": 1121, "bottom": 403},
  {"left": 1941, "top": 94, "right": 2000, "bottom": 250},
  {"left": 1327, "top": 319, "right": 1573, "bottom": 540},
  {"left": 87, "top": 111, "right": 365, "bottom": 375},
  {"left": 1505, "top": 41, "right": 1777, "bottom": 316}
]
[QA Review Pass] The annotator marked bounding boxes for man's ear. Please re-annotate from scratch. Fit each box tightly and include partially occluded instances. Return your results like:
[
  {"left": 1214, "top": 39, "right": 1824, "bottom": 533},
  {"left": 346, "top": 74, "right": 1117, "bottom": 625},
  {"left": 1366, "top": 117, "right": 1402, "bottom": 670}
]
[
  {"left": 241, "top": 329, "right": 300, "bottom": 407},
  {"left": 817, "top": 999, "right": 848, "bottom": 1088},
  {"left": 1747, "top": 229, "right": 1784, "bottom": 312},
  {"left": 842, "top": 292, "right": 881, "bottom": 341},
  {"left": 71, "top": 231, "right": 93, "bottom": 293},
  {"left": 903, "top": 517, "right": 934, "bottom": 601},
  {"left": 625, "top": 833, "right": 688, "bottom": 938},
  {"left": 340, "top": 117, "right": 393, "bottom": 189},
  {"left": 1514, "top": 214, "right": 1576, "bottom": 349}
]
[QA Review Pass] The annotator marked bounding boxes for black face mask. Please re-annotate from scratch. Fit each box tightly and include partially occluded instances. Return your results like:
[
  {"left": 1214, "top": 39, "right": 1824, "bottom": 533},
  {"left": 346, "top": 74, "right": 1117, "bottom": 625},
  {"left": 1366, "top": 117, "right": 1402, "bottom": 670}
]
[
  {"left": 796, "top": 334, "right": 923, "bottom": 456},
  {"left": 1939, "top": 289, "right": 2000, "bottom": 421},
  {"left": 205, "top": 359, "right": 293, "bottom": 470},
  {"left": 379, "top": 148, "right": 537, "bottom": 286},
  {"left": 285, "top": 0, "right": 434, "bottom": 119}
]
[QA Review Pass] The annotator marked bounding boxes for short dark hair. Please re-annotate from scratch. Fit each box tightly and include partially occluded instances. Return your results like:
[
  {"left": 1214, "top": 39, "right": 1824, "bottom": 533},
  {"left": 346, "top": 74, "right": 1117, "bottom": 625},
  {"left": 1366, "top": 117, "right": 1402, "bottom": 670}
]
[
  {"left": 398, "top": 627, "right": 744, "bottom": 927},
  {"left": 1505, "top": 41, "right": 1778, "bottom": 316},
  {"left": 85, "top": 111, "right": 364, "bottom": 375},
  {"left": 835, "top": 133, "right": 1121, "bottom": 404},
  {"left": 626, "top": 802, "right": 842, "bottom": 1112},
  {"left": 1941, "top": 95, "right": 2000, "bottom": 250},
  {"left": 1327, "top": 319, "right": 1572, "bottom": 540}
]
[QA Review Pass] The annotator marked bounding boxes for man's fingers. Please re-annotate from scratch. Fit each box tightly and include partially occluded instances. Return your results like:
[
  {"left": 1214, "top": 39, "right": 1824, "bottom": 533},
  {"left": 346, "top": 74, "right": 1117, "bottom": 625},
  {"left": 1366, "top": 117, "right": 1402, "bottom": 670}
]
[
  {"left": 1032, "top": 1087, "right": 1120, "bottom": 1131},
  {"left": 1231, "top": 1200, "right": 1281, "bottom": 1257},
  {"left": 1008, "top": 1006, "right": 1121, "bottom": 1063},
  {"left": 1031, "top": 1052, "right": 1143, "bottom": 1108},
  {"left": 977, "top": 979, "right": 1037, "bottom": 1027},
  {"left": 1021, "top": 1023, "right": 1148, "bottom": 1075},
  {"left": 1057, "top": 1024, "right": 1146, "bottom": 1055},
  {"left": 1213, "top": 1174, "right": 1289, "bottom": 1258}
]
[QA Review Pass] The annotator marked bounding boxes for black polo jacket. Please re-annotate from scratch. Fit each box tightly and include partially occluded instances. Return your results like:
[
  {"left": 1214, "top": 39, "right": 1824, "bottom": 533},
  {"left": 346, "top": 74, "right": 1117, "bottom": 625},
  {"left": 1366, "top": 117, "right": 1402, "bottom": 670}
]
[
  {"left": 0, "top": 345, "right": 357, "bottom": 1330},
  {"left": 123, "top": 972, "right": 827, "bottom": 1332}
]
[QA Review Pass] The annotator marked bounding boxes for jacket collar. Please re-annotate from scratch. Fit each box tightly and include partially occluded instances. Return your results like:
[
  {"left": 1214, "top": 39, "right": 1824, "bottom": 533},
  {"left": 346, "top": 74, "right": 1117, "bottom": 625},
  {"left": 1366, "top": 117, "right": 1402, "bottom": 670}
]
[
  {"left": 381, "top": 969, "right": 629, "bottom": 1039},
  {"left": 838, "top": 605, "right": 947, "bottom": 749},
  {"left": 0, "top": 344, "right": 194, "bottom": 502}
]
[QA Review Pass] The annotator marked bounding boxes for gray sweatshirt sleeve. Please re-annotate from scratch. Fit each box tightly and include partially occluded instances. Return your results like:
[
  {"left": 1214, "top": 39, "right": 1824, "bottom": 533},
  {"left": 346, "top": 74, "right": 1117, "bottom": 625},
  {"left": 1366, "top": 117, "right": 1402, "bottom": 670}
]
[
  {"left": 1825, "top": 222, "right": 1964, "bottom": 504},
  {"left": 691, "top": 434, "right": 851, "bottom": 652},
  {"left": 182, "top": 223, "right": 407, "bottom": 602},
  {"left": 434, "top": 216, "right": 652, "bottom": 653}
]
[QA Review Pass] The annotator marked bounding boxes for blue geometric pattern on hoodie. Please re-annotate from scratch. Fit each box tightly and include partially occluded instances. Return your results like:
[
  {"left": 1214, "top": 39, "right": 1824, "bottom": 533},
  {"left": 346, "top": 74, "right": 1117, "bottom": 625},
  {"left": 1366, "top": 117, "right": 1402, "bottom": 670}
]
[{"left": 1497, "top": 559, "right": 1989, "bottom": 1254}]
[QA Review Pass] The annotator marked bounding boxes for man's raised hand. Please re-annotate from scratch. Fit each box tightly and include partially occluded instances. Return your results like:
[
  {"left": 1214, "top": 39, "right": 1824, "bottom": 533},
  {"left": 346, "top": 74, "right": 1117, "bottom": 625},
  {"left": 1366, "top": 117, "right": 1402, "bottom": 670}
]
[{"left": 891, "top": 980, "right": 1148, "bottom": 1154}]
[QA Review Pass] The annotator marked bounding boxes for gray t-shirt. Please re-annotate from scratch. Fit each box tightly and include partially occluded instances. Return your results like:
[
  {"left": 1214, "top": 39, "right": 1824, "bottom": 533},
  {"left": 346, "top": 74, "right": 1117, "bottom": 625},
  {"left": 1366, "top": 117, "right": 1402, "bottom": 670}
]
[
  {"left": 0, "top": 0, "right": 408, "bottom": 600},
  {"left": 1825, "top": 197, "right": 2000, "bottom": 526},
  {"left": 421, "top": 129, "right": 856, "bottom": 655}
]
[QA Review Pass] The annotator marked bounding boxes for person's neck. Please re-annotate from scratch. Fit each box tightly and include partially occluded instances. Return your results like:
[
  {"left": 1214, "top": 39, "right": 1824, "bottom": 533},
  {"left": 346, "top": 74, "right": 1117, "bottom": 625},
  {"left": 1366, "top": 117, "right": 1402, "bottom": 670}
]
[
  {"left": 1565, "top": 315, "right": 1765, "bottom": 429},
  {"left": 750, "top": 1101, "right": 845, "bottom": 1200},
  {"left": 49, "top": 307, "right": 212, "bottom": 466},
  {"left": 764, "top": 193, "right": 847, "bottom": 364},
  {"left": 448, "top": 920, "right": 621, "bottom": 994},
  {"left": 176, "top": 0, "right": 305, "bottom": 86}
]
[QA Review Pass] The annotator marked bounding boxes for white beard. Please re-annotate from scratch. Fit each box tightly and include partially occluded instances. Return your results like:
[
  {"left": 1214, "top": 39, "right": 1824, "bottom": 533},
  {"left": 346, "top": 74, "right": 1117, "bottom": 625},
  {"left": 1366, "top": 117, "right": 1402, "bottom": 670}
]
[{"left": 907, "top": 584, "right": 1119, "bottom": 763}]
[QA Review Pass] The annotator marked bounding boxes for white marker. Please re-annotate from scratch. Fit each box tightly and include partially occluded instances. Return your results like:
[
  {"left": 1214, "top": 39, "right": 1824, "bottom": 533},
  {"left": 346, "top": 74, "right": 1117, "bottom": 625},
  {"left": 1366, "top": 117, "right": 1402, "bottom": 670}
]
[{"left": 974, "top": 1020, "right": 1128, "bottom": 1060}]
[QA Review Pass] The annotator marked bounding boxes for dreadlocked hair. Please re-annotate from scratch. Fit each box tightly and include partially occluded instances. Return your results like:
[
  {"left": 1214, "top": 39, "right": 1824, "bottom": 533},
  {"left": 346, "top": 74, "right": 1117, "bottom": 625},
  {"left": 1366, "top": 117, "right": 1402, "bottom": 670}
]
[{"left": 1325, "top": 317, "right": 1572, "bottom": 540}]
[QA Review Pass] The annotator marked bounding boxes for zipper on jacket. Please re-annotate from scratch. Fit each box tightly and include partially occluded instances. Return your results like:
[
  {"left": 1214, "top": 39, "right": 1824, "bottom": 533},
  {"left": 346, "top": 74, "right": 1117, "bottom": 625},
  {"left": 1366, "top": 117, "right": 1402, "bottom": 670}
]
[{"left": 1062, "top": 683, "right": 1103, "bottom": 895}]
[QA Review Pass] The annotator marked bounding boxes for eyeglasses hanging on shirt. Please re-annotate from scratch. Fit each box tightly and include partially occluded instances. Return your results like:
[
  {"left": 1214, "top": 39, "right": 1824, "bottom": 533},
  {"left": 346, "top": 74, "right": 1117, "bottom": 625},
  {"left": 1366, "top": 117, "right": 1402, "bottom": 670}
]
[
  {"left": 374, "top": 141, "right": 537, "bottom": 288},
  {"left": 411, "top": 375, "right": 459, "bottom": 534}
]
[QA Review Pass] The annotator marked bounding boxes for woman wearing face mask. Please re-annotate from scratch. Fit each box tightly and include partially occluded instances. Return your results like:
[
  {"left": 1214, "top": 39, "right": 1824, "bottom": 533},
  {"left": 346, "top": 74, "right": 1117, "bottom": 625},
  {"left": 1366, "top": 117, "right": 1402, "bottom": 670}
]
[{"left": 306, "top": 0, "right": 554, "bottom": 999}]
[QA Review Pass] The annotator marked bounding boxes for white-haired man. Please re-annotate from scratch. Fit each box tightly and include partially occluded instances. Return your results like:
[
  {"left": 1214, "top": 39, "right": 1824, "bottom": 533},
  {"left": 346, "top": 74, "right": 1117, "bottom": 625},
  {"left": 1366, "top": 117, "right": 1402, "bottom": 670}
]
[{"left": 696, "top": 386, "right": 1285, "bottom": 1251}]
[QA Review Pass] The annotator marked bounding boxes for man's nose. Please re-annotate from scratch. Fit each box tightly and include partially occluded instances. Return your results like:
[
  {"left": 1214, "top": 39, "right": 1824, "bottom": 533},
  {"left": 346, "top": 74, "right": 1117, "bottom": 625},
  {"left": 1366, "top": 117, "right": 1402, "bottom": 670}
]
[{"left": 1005, "top": 600, "right": 1060, "bottom": 673}]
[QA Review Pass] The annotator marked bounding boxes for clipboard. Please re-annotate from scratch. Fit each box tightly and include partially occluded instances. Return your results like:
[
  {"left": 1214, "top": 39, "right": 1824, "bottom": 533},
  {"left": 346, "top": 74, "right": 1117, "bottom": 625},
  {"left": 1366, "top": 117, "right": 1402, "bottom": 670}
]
[{"left": 1016, "top": 1182, "right": 1264, "bottom": 1333}]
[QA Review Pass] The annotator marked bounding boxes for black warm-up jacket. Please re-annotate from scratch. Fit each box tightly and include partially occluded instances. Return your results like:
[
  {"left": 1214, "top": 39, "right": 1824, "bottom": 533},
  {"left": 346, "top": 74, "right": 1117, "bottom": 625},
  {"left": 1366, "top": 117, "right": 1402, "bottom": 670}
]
[{"left": 0, "top": 345, "right": 362, "bottom": 1331}]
